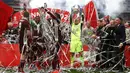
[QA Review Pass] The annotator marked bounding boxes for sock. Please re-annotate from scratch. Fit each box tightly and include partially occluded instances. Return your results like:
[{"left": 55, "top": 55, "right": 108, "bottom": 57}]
[
  {"left": 71, "top": 56, "right": 74, "bottom": 67},
  {"left": 18, "top": 60, "right": 25, "bottom": 72},
  {"left": 80, "top": 56, "right": 84, "bottom": 66}
]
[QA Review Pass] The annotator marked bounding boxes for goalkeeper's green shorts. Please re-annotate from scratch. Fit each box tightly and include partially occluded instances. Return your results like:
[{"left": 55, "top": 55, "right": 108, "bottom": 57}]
[{"left": 70, "top": 40, "right": 83, "bottom": 53}]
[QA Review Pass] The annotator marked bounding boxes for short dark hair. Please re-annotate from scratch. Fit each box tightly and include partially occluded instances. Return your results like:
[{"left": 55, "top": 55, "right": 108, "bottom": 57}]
[
  {"left": 127, "top": 21, "right": 130, "bottom": 26},
  {"left": 117, "top": 17, "right": 123, "bottom": 21},
  {"left": 98, "top": 19, "right": 103, "bottom": 23},
  {"left": 23, "top": 11, "right": 29, "bottom": 18}
]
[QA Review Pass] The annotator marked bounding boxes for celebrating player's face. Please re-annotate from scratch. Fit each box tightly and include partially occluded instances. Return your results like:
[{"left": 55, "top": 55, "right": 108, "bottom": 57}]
[
  {"left": 115, "top": 18, "right": 121, "bottom": 25},
  {"left": 110, "top": 20, "right": 115, "bottom": 25},
  {"left": 97, "top": 20, "right": 103, "bottom": 26},
  {"left": 74, "top": 18, "right": 80, "bottom": 25}
]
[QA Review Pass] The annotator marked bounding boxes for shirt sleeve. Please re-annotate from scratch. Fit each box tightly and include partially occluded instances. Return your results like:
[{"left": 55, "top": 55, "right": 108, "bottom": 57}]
[{"left": 121, "top": 25, "right": 126, "bottom": 44}]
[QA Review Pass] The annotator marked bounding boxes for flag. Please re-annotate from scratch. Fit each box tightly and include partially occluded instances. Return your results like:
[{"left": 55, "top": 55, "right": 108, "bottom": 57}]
[
  {"left": 13, "top": 8, "right": 70, "bottom": 24},
  {"left": 84, "top": 0, "right": 98, "bottom": 28},
  {"left": 0, "top": 1, "right": 13, "bottom": 35},
  {"left": 0, "top": 44, "right": 20, "bottom": 67}
]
